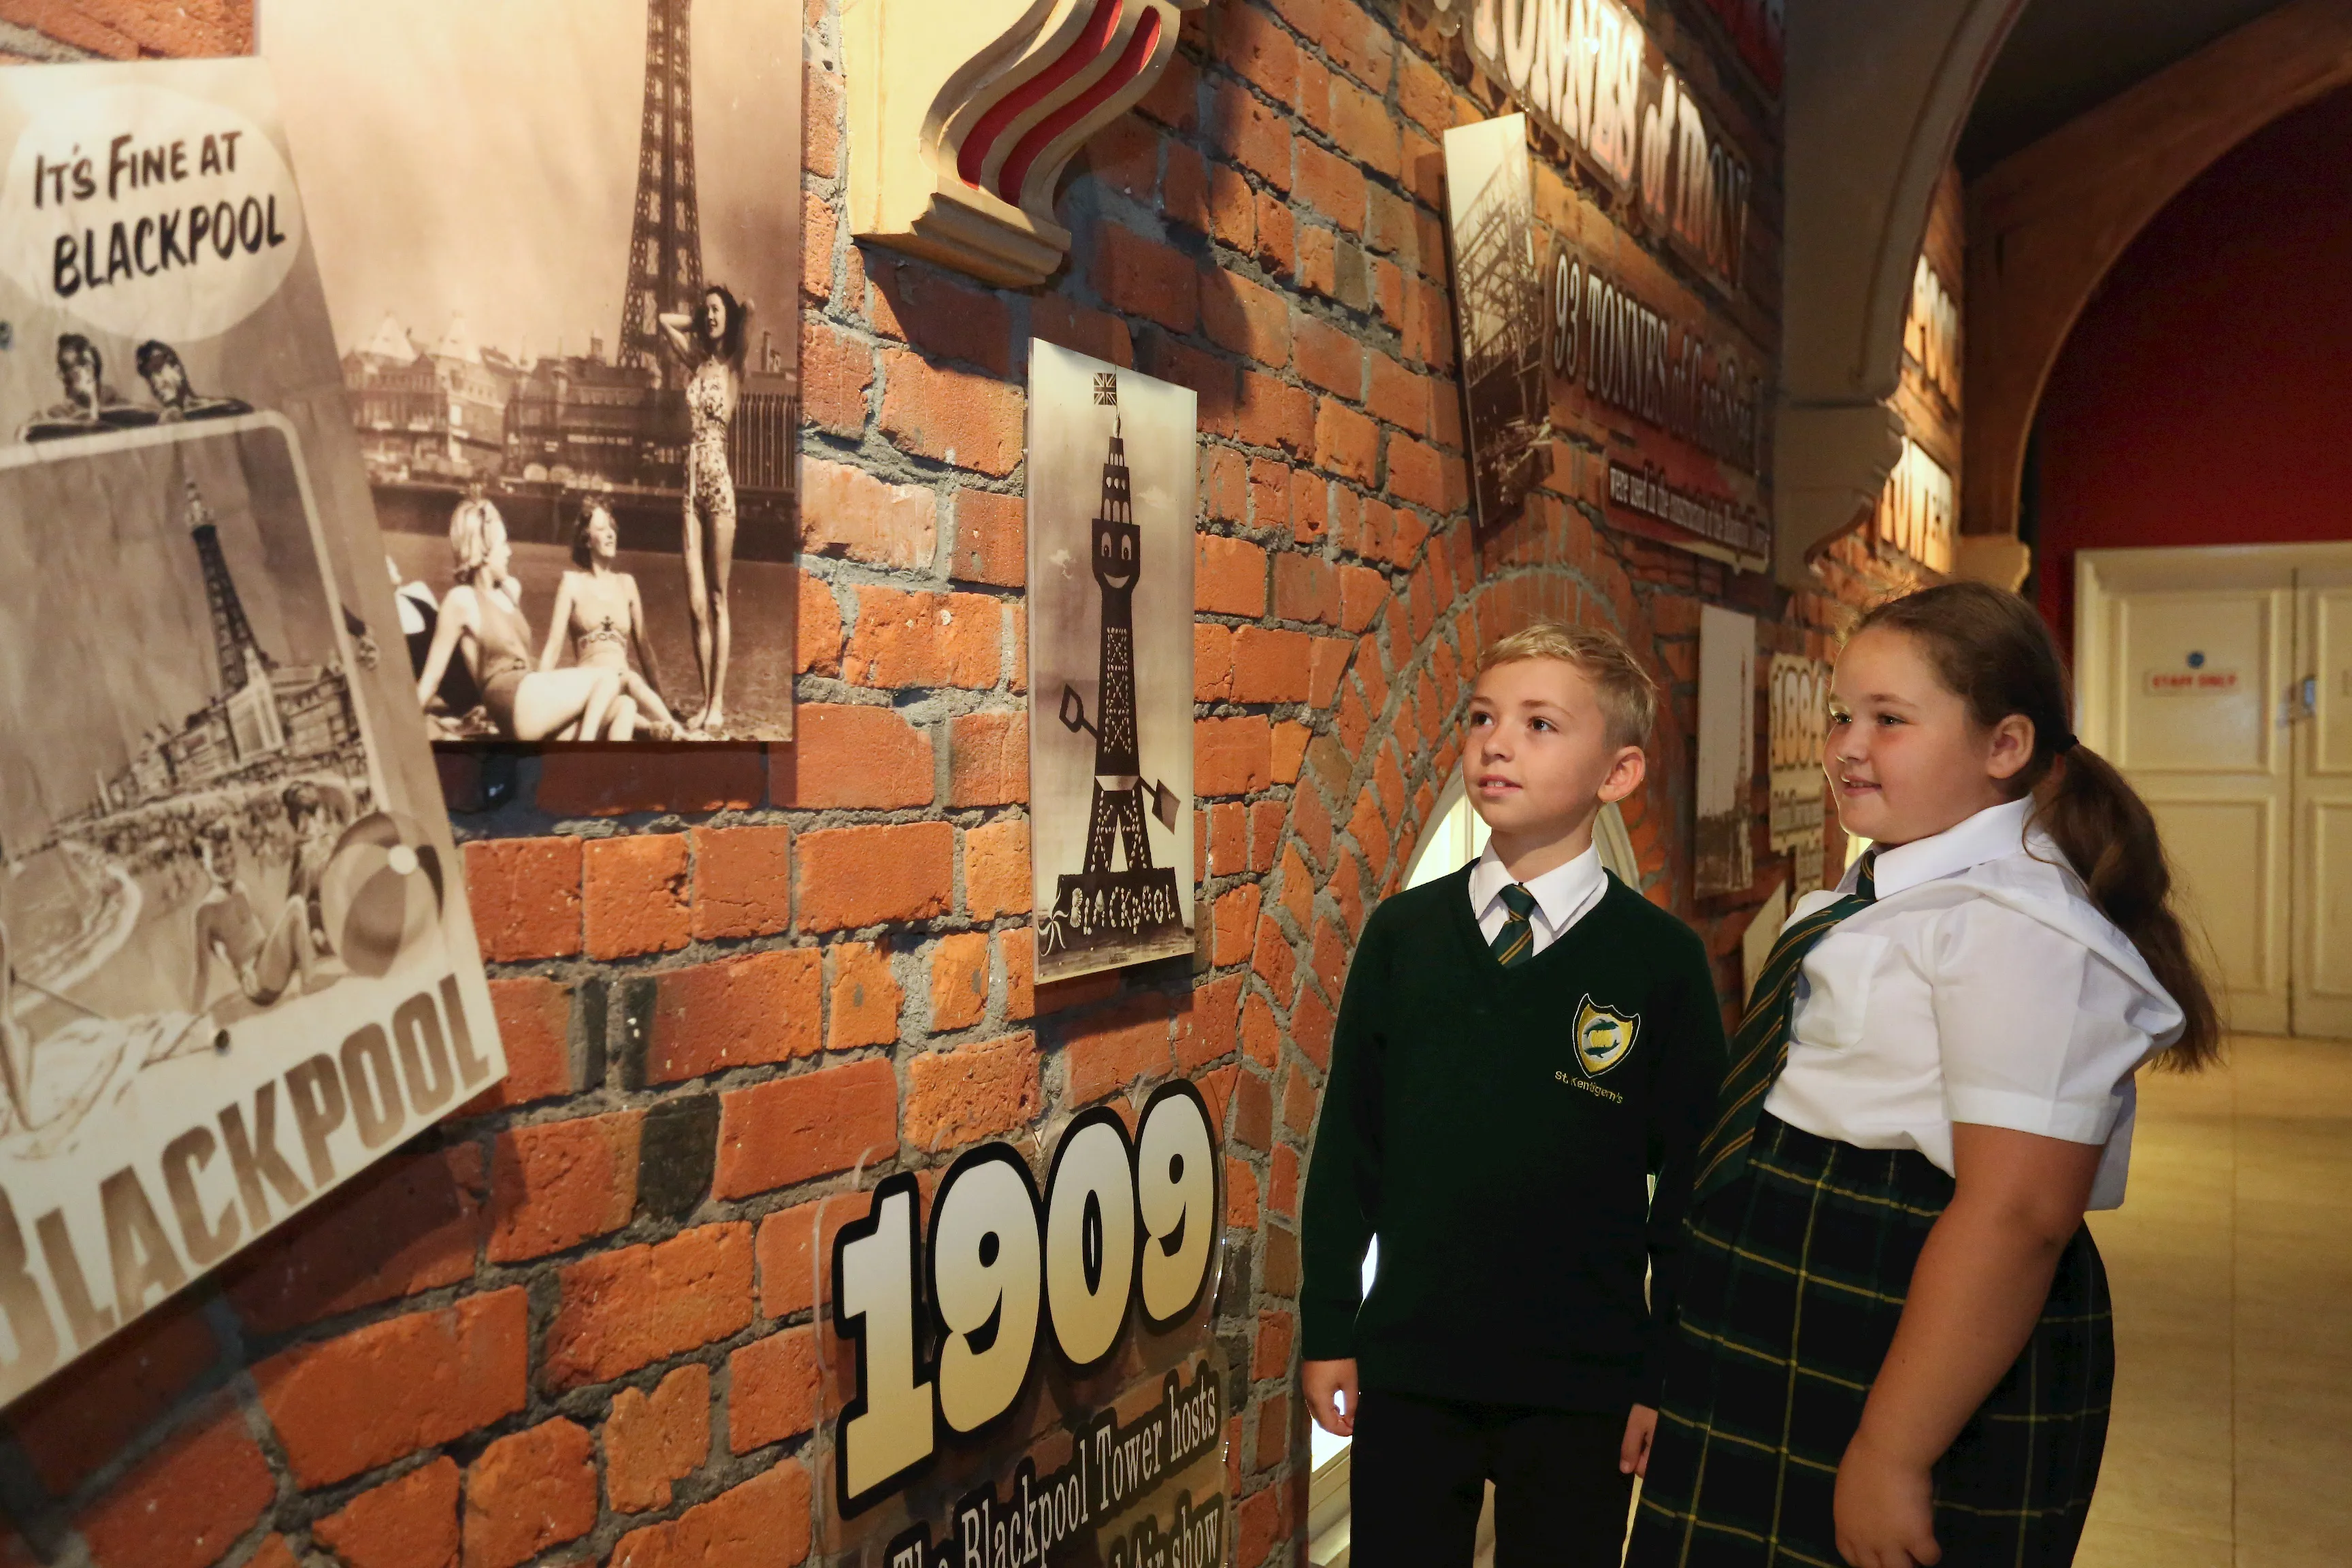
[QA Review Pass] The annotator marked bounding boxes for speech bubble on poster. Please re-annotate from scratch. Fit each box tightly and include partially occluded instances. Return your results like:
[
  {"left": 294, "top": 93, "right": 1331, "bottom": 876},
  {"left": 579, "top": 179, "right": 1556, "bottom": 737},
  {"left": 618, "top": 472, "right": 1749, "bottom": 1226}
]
[{"left": 0, "top": 80, "right": 305, "bottom": 342}]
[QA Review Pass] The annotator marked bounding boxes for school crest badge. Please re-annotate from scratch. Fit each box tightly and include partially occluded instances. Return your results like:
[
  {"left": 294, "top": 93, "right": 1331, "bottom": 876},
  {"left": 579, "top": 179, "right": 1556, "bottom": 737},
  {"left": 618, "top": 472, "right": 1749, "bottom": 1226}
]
[{"left": 1573, "top": 995, "right": 1639, "bottom": 1078}]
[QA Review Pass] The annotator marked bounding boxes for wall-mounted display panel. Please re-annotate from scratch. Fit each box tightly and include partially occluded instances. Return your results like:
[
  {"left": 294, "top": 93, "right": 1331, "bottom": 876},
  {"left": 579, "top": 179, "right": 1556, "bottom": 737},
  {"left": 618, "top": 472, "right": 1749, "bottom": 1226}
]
[
  {"left": 1443, "top": 114, "right": 1552, "bottom": 532},
  {"left": 1027, "top": 344, "right": 1196, "bottom": 983},
  {"left": 1410, "top": 0, "right": 1780, "bottom": 574},
  {"left": 1696, "top": 605, "right": 1757, "bottom": 896}
]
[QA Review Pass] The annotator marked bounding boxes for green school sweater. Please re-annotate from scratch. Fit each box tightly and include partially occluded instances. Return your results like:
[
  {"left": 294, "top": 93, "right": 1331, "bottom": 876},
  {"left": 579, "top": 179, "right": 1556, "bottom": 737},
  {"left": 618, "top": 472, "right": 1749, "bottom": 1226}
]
[{"left": 1299, "top": 866, "right": 1727, "bottom": 1411}]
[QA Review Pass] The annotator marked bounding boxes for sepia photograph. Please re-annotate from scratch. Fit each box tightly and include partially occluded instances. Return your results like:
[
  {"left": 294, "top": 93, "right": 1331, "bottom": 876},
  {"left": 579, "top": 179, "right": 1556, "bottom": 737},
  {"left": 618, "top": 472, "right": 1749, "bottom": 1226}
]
[
  {"left": 1028, "top": 344, "right": 1196, "bottom": 983},
  {"left": 1443, "top": 112, "right": 1552, "bottom": 532},
  {"left": 263, "top": 0, "right": 802, "bottom": 741},
  {"left": 0, "top": 418, "right": 504, "bottom": 1401},
  {"left": 1695, "top": 604, "right": 1757, "bottom": 896}
]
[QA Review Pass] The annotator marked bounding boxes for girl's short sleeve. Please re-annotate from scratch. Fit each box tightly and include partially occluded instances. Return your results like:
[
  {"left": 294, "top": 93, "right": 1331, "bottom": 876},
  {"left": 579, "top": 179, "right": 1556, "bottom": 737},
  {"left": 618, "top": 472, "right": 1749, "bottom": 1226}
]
[{"left": 1928, "top": 898, "right": 2155, "bottom": 1143}]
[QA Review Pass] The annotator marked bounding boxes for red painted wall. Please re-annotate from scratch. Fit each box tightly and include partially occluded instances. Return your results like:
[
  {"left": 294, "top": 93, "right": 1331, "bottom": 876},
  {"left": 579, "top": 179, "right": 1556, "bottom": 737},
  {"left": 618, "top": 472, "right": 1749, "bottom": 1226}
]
[{"left": 2034, "top": 84, "right": 2352, "bottom": 650}]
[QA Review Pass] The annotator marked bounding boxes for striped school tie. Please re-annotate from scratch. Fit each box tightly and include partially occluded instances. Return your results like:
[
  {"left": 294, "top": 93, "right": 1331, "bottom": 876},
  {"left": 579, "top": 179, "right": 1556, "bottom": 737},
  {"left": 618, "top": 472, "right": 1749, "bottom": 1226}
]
[
  {"left": 1490, "top": 883, "right": 1539, "bottom": 968},
  {"left": 1690, "top": 850, "right": 1879, "bottom": 1203}
]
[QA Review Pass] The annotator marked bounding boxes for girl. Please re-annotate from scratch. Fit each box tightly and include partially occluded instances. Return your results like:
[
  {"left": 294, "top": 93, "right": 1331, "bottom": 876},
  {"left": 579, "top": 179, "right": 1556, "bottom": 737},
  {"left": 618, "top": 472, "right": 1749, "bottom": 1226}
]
[
  {"left": 658, "top": 283, "right": 748, "bottom": 736},
  {"left": 1629, "top": 582, "right": 2217, "bottom": 1568},
  {"left": 538, "top": 500, "right": 686, "bottom": 739}
]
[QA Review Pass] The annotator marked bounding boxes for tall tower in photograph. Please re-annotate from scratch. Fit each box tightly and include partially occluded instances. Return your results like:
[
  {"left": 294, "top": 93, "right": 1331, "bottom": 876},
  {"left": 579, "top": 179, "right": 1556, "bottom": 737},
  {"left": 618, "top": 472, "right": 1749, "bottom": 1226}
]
[
  {"left": 184, "top": 477, "right": 272, "bottom": 696},
  {"left": 182, "top": 470, "right": 290, "bottom": 765},
  {"left": 619, "top": 0, "right": 704, "bottom": 388},
  {"left": 1052, "top": 372, "right": 1183, "bottom": 958}
]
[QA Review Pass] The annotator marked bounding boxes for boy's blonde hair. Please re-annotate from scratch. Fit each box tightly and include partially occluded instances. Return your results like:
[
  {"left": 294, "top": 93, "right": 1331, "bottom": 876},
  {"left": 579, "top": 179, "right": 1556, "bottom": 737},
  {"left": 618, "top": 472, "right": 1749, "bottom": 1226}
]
[{"left": 1476, "top": 620, "right": 1657, "bottom": 749}]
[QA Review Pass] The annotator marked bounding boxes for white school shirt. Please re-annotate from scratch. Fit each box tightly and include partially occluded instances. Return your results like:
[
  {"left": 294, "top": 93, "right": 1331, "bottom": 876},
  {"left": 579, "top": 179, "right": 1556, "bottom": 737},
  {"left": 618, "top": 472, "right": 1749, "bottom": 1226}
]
[
  {"left": 1467, "top": 840, "right": 1608, "bottom": 958},
  {"left": 1761, "top": 796, "right": 2185, "bottom": 1210}
]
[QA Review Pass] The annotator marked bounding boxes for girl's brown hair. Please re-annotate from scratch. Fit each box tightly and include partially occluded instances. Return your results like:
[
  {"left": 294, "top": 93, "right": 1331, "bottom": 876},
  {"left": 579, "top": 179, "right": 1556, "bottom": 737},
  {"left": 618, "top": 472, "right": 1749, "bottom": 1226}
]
[{"left": 1855, "top": 581, "right": 2221, "bottom": 1070}]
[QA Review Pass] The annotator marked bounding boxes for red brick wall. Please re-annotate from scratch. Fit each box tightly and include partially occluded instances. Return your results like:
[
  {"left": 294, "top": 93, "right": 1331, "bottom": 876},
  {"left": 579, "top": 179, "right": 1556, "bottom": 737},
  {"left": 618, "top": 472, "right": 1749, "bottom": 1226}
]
[
  {"left": 0, "top": 0, "right": 246, "bottom": 59},
  {"left": 0, "top": 4, "right": 1891, "bottom": 1567}
]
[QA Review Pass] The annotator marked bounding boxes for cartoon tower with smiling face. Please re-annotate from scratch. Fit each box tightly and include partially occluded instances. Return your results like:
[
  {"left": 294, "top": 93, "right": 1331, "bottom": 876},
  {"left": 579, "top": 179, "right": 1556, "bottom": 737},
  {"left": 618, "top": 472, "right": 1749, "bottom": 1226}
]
[{"left": 1052, "top": 372, "right": 1183, "bottom": 958}]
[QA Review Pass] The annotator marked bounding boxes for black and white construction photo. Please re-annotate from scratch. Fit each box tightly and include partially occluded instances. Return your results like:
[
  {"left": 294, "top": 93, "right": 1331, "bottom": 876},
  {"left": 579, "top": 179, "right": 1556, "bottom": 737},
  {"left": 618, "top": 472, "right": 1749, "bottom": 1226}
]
[
  {"left": 1027, "top": 345, "right": 1196, "bottom": 983},
  {"left": 1695, "top": 604, "right": 1757, "bottom": 897},
  {"left": 1443, "top": 112, "right": 1552, "bottom": 531},
  {"left": 265, "top": 0, "right": 802, "bottom": 740}
]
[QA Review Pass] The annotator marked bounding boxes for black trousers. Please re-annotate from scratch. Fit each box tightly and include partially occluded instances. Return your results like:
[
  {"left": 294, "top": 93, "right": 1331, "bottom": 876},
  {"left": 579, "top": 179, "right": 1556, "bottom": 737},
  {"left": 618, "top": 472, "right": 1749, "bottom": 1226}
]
[{"left": 1349, "top": 1390, "right": 1635, "bottom": 1568}]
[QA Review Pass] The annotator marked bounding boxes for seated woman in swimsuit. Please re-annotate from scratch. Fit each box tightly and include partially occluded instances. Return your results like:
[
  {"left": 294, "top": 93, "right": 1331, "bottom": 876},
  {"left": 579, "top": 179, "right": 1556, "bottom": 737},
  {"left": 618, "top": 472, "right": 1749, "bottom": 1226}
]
[
  {"left": 538, "top": 500, "right": 687, "bottom": 739},
  {"left": 414, "top": 505, "right": 635, "bottom": 741},
  {"left": 190, "top": 822, "right": 309, "bottom": 1012},
  {"left": 278, "top": 782, "right": 352, "bottom": 965}
]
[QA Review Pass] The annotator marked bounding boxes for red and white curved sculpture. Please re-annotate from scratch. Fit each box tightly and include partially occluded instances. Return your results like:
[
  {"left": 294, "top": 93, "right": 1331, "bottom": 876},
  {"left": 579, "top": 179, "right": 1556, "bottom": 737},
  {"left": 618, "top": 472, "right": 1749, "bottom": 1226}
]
[{"left": 846, "top": 0, "right": 1203, "bottom": 287}]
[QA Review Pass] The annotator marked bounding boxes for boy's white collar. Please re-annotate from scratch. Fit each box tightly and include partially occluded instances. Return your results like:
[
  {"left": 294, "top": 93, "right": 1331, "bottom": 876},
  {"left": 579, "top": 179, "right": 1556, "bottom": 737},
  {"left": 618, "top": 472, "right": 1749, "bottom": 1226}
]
[{"left": 1469, "top": 839, "right": 1605, "bottom": 928}]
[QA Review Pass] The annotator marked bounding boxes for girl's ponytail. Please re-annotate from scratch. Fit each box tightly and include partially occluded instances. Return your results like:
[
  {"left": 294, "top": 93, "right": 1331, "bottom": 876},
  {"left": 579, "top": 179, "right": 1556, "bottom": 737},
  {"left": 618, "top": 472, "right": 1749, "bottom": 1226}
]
[
  {"left": 1855, "top": 583, "right": 2221, "bottom": 1071},
  {"left": 2031, "top": 742, "right": 2221, "bottom": 1070}
]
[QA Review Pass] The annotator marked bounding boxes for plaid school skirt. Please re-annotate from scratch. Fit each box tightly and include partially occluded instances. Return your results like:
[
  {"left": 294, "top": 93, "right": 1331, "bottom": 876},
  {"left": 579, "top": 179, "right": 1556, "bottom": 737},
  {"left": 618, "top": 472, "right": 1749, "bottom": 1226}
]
[{"left": 1629, "top": 1114, "right": 2113, "bottom": 1568}]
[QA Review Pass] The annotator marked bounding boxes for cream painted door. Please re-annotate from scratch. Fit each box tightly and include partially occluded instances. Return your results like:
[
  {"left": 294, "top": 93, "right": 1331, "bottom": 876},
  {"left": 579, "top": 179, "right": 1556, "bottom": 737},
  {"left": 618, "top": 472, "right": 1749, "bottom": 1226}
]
[
  {"left": 2078, "top": 552, "right": 2294, "bottom": 1034},
  {"left": 2294, "top": 568, "right": 2352, "bottom": 1038}
]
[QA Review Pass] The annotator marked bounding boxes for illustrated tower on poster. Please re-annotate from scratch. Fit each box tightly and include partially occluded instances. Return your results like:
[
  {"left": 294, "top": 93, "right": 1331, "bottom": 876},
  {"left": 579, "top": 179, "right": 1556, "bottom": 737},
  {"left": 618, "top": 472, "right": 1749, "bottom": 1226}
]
[
  {"left": 187, "top": 475, "right": 276, "bottom": 693},
  {"left": 1053, "top": 372, "right": 1183, "bottom": 950},
  {"left": 621, "top": 0, "right": 704, "bottom": 388}
]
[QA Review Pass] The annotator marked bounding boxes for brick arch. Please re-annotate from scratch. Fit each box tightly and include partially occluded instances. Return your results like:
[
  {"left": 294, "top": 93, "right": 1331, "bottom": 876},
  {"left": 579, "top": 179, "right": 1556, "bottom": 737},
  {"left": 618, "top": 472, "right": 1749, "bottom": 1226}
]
[
  {"left": 1259, "top": 490, "right": 1688, "bottom": 1028},
  {"left": 1963, "top": 3, "right": 2352, "bottom": 546}
]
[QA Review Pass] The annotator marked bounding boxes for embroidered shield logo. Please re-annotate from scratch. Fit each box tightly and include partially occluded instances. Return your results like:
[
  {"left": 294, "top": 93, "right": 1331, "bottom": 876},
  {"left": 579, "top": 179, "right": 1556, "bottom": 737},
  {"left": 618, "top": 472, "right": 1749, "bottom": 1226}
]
[{"left": 1573, "top": 995, "right": 1639, "bottom": 1078}]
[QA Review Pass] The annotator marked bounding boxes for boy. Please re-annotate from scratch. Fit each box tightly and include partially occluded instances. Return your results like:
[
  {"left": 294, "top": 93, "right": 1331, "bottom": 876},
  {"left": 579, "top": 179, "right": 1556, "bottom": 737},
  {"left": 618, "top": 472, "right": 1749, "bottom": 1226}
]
[{"left": 1300, "top": 621, "right": 1728, "bottom": 1567}]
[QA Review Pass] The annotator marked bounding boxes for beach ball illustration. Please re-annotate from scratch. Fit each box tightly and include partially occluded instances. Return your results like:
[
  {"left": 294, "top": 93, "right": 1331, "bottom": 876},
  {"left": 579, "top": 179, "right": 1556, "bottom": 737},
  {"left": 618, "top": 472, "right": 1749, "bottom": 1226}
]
[{"left": 318, "top": 813, "right": 445, "bottom": 977}]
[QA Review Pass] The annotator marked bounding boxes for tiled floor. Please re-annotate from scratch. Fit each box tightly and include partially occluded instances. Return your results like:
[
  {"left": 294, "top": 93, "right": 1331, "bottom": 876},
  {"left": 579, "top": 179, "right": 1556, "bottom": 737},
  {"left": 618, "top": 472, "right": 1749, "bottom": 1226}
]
[{"left": 2076, "top": 1034, "right": 2352, "bottom": 1567}]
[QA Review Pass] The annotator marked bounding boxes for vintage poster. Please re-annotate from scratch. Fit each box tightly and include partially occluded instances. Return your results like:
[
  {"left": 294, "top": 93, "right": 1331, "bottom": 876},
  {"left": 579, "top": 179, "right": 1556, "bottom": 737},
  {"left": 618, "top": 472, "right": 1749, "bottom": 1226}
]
[
  {"left": 0, "top": 59, "right": 504, "bottom": 1403},
  {"left": 1695, "top": 605, "right": 1756, "bottom": 896},
  {"left": 1767, "top": 653, "right": 1829, "bottom": 892},
  {"left": 1028, "top": 344, "right": 1195, "bottom": 983},
  {"left": 813, "top": 1085, "right": 1230, "bottom": 1568},
  {"left": 261, "top": 0, "right": 802, "bottom": 742},
  {"left": 1442, "top": 113, "right": 1551, "bottom": 532}
]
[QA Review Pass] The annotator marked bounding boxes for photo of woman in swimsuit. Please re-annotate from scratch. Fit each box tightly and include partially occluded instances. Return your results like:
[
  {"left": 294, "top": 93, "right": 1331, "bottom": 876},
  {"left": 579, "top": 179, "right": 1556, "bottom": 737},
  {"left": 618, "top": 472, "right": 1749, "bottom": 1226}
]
[
  {"left": 189, "top": 786, "right": 346, "bottom": 1017},
  {"left": 413, "top": 503, "right": 639, "bottom": 740},
  {"left": 658, "top": 283, "right": 747, "bottom": 736},
  {"left": 539, "top": 499, "right": 686, "bottom": 739}
]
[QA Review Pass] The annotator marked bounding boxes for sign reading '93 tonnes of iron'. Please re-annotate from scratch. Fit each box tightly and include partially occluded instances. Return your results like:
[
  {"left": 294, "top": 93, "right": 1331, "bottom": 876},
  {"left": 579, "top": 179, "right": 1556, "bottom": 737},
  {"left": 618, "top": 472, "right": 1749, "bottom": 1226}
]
[
  {"left": 1422, "top": 0, "right": 1777, "bottom": 570},
  {"left": 820, "top": 1083, "right": 1228, "bottom": 1568}
]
